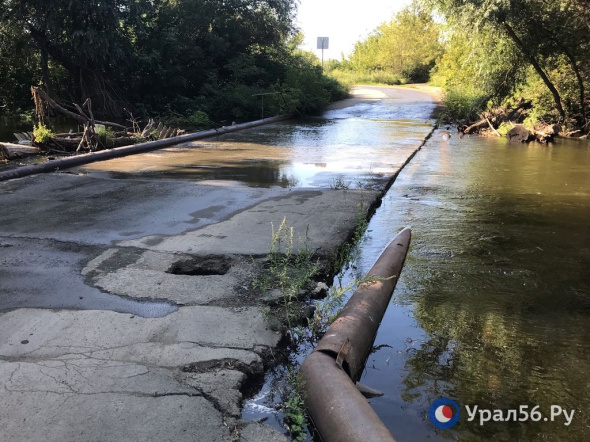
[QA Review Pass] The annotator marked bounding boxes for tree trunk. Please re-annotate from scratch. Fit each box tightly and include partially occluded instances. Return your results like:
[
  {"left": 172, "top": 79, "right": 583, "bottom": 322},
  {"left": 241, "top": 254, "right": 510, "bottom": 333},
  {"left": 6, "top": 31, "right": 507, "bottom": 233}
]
[
  {"left": 503, "top": 22, "right": 566, "bottom": 119},
  {"left": 562, "top": 48, "right": 586, "bottom": 122},
  {"left": 40, "top": 46, "right": 52, "bottom": 96}
]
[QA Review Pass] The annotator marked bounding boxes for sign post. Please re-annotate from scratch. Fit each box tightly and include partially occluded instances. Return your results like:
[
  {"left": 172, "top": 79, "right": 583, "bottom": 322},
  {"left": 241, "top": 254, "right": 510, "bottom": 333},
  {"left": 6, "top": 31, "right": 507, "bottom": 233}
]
[{"left": 317, "top": 37, "right": 329, "bottom": 69}]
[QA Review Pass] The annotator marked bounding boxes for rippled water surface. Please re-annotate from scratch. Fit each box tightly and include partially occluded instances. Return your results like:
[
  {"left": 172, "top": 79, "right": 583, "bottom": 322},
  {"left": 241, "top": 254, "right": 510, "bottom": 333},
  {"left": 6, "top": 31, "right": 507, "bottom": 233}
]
[
  {"left": 350, "top": 135, "right": 590, "bottom": 441},
  {"left": 80, "top": 93, "right": 434, "bottom": 188}
]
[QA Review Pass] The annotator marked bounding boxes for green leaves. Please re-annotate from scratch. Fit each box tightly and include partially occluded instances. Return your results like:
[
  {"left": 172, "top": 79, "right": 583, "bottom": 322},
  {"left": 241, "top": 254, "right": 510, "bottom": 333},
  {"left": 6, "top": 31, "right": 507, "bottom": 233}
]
[{"left": 424, "top": 0, "right": 590, "bottom": 124}]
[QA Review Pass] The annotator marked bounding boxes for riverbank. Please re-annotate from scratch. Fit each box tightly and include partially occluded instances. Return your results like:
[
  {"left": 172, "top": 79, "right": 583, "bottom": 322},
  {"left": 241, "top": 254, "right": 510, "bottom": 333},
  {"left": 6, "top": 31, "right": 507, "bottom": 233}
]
[{"left": 0, "top": 86, "right": 438, "bottom": 441}]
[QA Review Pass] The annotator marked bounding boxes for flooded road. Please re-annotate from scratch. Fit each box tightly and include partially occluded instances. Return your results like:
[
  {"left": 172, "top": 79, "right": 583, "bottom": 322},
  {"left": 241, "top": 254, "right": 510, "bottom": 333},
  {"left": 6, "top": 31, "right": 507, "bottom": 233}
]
[
  {"left": 346, "top": 134, "right": 590, "bottom": 440},
  {"left": 79, "top": 86, "right": 435, "bottom": 189}
]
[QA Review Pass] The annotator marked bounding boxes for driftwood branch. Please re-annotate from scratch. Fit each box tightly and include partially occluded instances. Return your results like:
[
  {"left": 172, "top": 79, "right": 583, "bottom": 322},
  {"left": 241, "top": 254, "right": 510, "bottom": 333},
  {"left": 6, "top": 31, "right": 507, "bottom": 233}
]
[
  {"left": 486, "top": 117, "right": 501, "bottom": 137},
  {"left": 464, "top": 119, "right": 487, "bottom": 134},
  {"left": 32, "top": 87, "right": 87, "bottom": 124}
]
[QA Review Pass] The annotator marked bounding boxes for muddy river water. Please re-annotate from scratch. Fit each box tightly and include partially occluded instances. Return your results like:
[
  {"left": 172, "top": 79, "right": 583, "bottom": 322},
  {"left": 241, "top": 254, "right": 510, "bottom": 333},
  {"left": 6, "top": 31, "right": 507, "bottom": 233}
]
[{"left": 350, "top": 133, "right": 590, "bottom": 441}]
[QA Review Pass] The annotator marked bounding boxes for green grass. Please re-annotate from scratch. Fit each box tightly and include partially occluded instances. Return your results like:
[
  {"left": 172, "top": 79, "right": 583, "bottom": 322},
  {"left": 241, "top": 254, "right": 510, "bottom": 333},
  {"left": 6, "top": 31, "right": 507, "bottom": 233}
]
[
  {"left": 253, "top": 218, "right": 319, "bottom": 329},
  {"left": 442, "top": 88, "right": 488, "bottom": 122},
  {"left": 330, "top": 175, "right": 350, "bottom": 190},
  {"left": 283, "top": 370, "right": 307, "bottom": 442},
  {"left": 329, "top": 69, "right": 406, "bottom": 87},
  {"left": 96, "top": 125, "right": 116, "bottom": 148}
]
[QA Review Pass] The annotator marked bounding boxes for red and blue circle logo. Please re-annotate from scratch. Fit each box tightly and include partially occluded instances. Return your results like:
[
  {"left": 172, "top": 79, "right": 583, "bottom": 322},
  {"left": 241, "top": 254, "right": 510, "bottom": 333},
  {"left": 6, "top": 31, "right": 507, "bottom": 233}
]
[{"left": 429, "top": 398, "right": 460, "bottom": 429}]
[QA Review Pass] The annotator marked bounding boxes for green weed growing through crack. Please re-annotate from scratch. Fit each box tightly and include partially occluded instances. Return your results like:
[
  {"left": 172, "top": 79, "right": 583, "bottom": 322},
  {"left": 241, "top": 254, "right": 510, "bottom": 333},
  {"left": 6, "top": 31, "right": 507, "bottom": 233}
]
[
  {"left": 252, "top": 203, "right": 376, "bottom": 438},
  {"left": 253, "top": 217, "right": 319, "bottom": 330},
  {"left": 330, "top": 175, "right": 350, "bottom": 190},
  {"left": 283, "top": 369, "right": 307, "bottom": 442},
  {"left": 330, "top": 200, "right": 369, "bottom": 284}
]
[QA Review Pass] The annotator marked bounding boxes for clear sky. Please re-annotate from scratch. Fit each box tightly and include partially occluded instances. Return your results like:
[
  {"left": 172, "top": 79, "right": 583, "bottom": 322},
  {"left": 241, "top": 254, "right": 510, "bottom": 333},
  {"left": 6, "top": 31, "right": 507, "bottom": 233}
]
[{"left": 295, "top": 0, "right": 413, "bottom": 60}]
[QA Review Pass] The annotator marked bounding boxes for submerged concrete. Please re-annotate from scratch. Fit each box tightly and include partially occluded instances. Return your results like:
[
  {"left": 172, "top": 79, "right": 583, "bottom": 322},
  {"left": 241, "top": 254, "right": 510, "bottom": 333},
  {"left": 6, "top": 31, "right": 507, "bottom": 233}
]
[{"left": 0, "top": 86, "right": 438, "bottom": 441}]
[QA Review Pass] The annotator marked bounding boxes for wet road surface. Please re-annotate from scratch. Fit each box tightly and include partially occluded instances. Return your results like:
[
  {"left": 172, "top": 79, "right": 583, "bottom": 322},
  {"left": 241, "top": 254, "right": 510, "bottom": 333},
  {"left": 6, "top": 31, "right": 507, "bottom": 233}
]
[{"left": 79, "top": 86, "right": 436, "bottom": 189}]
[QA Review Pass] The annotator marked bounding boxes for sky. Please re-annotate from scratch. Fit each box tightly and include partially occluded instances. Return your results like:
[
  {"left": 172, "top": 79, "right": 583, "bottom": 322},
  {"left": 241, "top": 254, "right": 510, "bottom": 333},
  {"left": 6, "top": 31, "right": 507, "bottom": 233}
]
[{"left": 295, "top": 0, "right": 413, "bottom": 60}]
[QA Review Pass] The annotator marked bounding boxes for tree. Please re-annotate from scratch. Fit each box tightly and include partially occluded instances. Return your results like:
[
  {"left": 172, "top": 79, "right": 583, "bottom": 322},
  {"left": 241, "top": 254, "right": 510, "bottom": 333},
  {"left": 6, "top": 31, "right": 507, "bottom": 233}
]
[
  {"left": 347, "top": 3, "right": 443, "bottom": 82},
  {"left": 423, "top": 0, "right": 590, "bottom": 122}
]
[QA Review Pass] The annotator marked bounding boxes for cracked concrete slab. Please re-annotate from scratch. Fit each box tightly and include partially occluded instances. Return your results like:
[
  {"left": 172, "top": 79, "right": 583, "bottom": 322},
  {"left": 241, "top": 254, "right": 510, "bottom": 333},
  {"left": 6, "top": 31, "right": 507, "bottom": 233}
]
[
  {"left": 240, "top": 423, "right": 288, "bottom": 442},
  {"left": 182, "top": 369, "right": 246, "bottom": 418},
  {"left": 0, "top": 393, "right": 230, "bottom": 442},
  {"left": 83, "top": 249, "right": 256, "bottom": 305},
  {"left": 86, "top": 342, "right": 261, "bottom": 369},
  {"left": 120, "top": 189, "right": 380, "bottom": 256},
  {"left": 0, "top": 237, "right": 177, "bottom": 316},
  {"left": 0, "top": 175, "right": 381, "bottom": 442},
  {"left": 2, "top": 359, "right": 194, "bottom": 396},
  {"left": 0, "top": 307, "right": 280, "bottom": 359}
]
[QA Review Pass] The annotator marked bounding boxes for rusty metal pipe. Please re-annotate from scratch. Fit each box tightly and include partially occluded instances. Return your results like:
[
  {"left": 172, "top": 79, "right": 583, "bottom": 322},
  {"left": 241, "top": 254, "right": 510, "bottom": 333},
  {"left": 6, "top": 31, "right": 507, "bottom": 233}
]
[
  {"left": 300, "top": 351, "right": 396, "bottom": 442},
  {"left": 300, "top": 228, "right": 411, "bottom": 442},
  {"left": 315, "top": 228, "right": 411, "bottom": 381}
]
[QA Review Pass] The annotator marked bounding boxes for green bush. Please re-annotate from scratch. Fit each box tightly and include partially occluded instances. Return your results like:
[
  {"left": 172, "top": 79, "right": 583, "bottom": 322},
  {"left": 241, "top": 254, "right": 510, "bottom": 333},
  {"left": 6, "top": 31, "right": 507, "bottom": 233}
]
[
  {"left": 328, "top": 69, "right": 404, "bottom": 86},
  {"left": 33, "top": 124, "right": 54, "bottom": 144},
  {"left": 96, "top": 126, "right": 115, "bottom": 147},
  {"left": 279, "top": 54, "right": 349, "bottom": 115},
  {"left": 443, "top": 88, "right": 488, "bottom": 121},
  {"left": 497, "top": 122, "right": 515, "bottom": 136},
  {"left": 188, "top": 111, "right": 211, "bottom": 129},
  {"left": 402, "top": 63, "right": 433, "bottom": 83}
]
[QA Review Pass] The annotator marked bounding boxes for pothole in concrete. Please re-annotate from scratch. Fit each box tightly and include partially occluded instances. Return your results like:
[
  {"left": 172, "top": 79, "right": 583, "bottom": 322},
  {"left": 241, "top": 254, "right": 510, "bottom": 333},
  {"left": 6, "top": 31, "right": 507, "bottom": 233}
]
[{"left": 167, "top": 255, "right": 232, "bottom": 276}]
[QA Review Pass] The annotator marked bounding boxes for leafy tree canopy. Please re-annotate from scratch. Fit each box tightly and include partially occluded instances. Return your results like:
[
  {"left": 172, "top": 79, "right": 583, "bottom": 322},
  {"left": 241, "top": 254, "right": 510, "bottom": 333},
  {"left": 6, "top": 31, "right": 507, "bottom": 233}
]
[{"left": 0, "top": 0, "right": 345, "bottom": 122}]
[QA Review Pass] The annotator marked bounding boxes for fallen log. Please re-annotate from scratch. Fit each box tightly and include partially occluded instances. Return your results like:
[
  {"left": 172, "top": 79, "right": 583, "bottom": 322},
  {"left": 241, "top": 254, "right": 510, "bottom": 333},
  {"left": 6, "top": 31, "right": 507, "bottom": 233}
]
[
  {"left": 0, "top": 142, "right": 40, "bottom": 159},
  {"left": 486, "top": 117, "right": 501, "bottom": 137},
  {"left": 464, "top": 118, "right": 488, "bottom": 134},
  {"left": 54, "top": 132, "right": 85, "bottom": 138},
  {"left": 532, "top": 123, "right": 561, "bottom": 144}
]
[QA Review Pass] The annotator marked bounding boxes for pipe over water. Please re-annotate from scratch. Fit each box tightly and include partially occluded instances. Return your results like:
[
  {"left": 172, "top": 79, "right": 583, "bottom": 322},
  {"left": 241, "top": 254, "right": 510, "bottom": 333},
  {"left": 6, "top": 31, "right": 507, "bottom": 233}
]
[
  {"left": 300, "top": 228, "right": 411, "bottom": 442},
  {"left": 0, "top": 114, "right": 292, "bottom": 182}
]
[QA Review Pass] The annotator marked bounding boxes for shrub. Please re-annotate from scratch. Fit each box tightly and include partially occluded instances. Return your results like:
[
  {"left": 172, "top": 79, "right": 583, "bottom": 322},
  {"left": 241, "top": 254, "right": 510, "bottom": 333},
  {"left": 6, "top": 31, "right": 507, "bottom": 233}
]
[
  {"left": 188, "top": 111, "right": 211, "bottom": 129},
  {"left": 96, "top": 125, "right": 115, "bottom": 147},
  {"left": 443, "top": 88, "right": 488, "bottom": 121},
  {"left": 33, "top": 123, "right": 54, "bottom": 144},
  {"left": 497, "top": 122, "right": 515, "bottom": 137},
  {"left": 402, "top": 63, "right": 433, "bottom": 83}
]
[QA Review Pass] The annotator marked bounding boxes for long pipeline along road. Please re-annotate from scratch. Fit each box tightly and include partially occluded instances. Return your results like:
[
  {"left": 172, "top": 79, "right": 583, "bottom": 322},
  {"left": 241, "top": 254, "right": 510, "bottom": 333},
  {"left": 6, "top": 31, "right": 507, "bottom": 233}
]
[{"left": 0, "top": 86, "right": 438, "bottom": 442}]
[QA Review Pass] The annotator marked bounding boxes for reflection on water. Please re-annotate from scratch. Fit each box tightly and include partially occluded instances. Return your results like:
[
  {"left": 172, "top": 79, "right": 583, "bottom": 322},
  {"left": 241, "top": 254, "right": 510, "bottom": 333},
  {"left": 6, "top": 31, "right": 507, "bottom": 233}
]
[
  {"left": 346, "top": 134, "right": 590, "bottom": 441},
  {"left": 0, "top": 117, "right": 34, "bottom": 143},
  {"left": 80, "top": 112, "right": 433, "bottom": 189}
]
